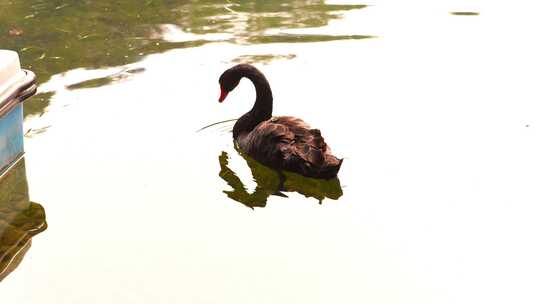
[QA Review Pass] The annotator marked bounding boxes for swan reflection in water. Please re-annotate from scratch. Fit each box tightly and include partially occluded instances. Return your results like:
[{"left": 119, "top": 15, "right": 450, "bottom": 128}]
[
  {"left": 218, "top": 147, "right": 343, "bottom": 208},
  {"left": 0, "top": 159, "right": 47, "bottom": 282}
]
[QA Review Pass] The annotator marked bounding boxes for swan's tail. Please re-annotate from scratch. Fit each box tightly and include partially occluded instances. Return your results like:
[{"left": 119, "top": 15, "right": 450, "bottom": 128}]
[
  {"left": 277, "top": 126, "right": 343, "bottom": 179},
  {"left": 318, "top": 156, "right": 343, "bottom": 180}
]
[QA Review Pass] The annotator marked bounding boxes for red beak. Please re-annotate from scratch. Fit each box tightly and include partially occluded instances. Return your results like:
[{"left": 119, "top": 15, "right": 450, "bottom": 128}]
[{"left": 219, "top": 88, "right": 228, "bottom": 103}]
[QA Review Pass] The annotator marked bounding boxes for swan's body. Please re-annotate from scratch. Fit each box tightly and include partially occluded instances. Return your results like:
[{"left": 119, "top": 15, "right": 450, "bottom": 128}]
[{"left": 219, "top": 64, "right": 342, "bottom": 179}]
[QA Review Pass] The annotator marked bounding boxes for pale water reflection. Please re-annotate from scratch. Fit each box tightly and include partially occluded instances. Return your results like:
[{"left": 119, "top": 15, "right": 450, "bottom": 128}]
[{"left": 1, "top": 0, "right": 540, "bottom": 303}]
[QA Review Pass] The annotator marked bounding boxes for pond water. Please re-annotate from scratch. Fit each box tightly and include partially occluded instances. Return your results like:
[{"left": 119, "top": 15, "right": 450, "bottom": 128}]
[{"left": 1, "top": 0, "right": 540, "bottom": 303}]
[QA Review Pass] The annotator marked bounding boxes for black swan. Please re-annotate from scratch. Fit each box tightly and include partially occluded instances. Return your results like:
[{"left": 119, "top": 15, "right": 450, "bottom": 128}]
[{"left": 218, "top": 64, "right": 343, "bottom": 179}]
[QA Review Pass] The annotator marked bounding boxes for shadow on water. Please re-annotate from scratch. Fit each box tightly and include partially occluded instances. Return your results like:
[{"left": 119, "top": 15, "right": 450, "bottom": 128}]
[
  {"left": 0, "top": 159, "right": 47, "bottom": 282},
  {"left": 450, "top": 11, "right": 480, "bottom": 16},
  {"left": 232, "top": 54, "right": 297, "bottom": 65},
  {"left": 65, "top": 67, "right": 146, "bottom": 90},
  {"left": 218, "top": 147, "right": 343, "bottom": 209},
  {"left": 0, "top": 0, "right": 371, "bottom": 116}
]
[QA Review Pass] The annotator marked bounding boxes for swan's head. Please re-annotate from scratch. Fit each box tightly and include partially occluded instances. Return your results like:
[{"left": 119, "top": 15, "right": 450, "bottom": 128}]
[{"left": 218, "top": 66, "right": 242, "bottom": 102}]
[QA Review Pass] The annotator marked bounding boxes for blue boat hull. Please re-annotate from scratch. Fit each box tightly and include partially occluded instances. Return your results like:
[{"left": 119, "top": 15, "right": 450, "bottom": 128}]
[{"left": 0, "top": 103, "right": 23, "bottom": 177}]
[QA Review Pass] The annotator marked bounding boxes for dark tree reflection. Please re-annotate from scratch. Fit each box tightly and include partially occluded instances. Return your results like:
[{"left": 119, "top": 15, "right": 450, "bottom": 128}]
[{"left": 0, "top": 0, "right": 369, "bottom": 116}]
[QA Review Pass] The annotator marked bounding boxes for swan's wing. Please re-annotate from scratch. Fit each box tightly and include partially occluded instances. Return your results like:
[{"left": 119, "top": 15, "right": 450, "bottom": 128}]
[
  {"left": 238, "top": 120, "right": 294, "bottom": 166},
  {"left": 239, "top": 116, "right": 334, "bottom": 171},
  {"left": 273, "top": 116, "right": 330, "bottom": 165}
]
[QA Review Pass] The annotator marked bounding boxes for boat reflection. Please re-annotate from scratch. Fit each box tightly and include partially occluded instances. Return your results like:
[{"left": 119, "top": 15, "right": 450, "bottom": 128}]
[
  {"left": 0, "top": 159, "right": 47, "bottom": 282},
  {"left": 218, "top": 148, "right": 343, "bottom": 208}
]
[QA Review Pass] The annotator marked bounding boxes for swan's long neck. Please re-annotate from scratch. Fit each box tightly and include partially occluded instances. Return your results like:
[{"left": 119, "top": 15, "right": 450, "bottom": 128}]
[{"left": 233, "top": 68, "right": 273, "bottom": 139}]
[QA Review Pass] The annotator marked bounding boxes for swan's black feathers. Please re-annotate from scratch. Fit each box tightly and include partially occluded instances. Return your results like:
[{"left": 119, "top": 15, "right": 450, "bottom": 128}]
[{"left": 237, "top": 116, "right": 342, "bottom": 179}]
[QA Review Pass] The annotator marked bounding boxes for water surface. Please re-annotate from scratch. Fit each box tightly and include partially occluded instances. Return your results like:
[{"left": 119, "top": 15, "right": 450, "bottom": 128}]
[{"left": 1, "top": 0, "right": 540, "bottom": 303}]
